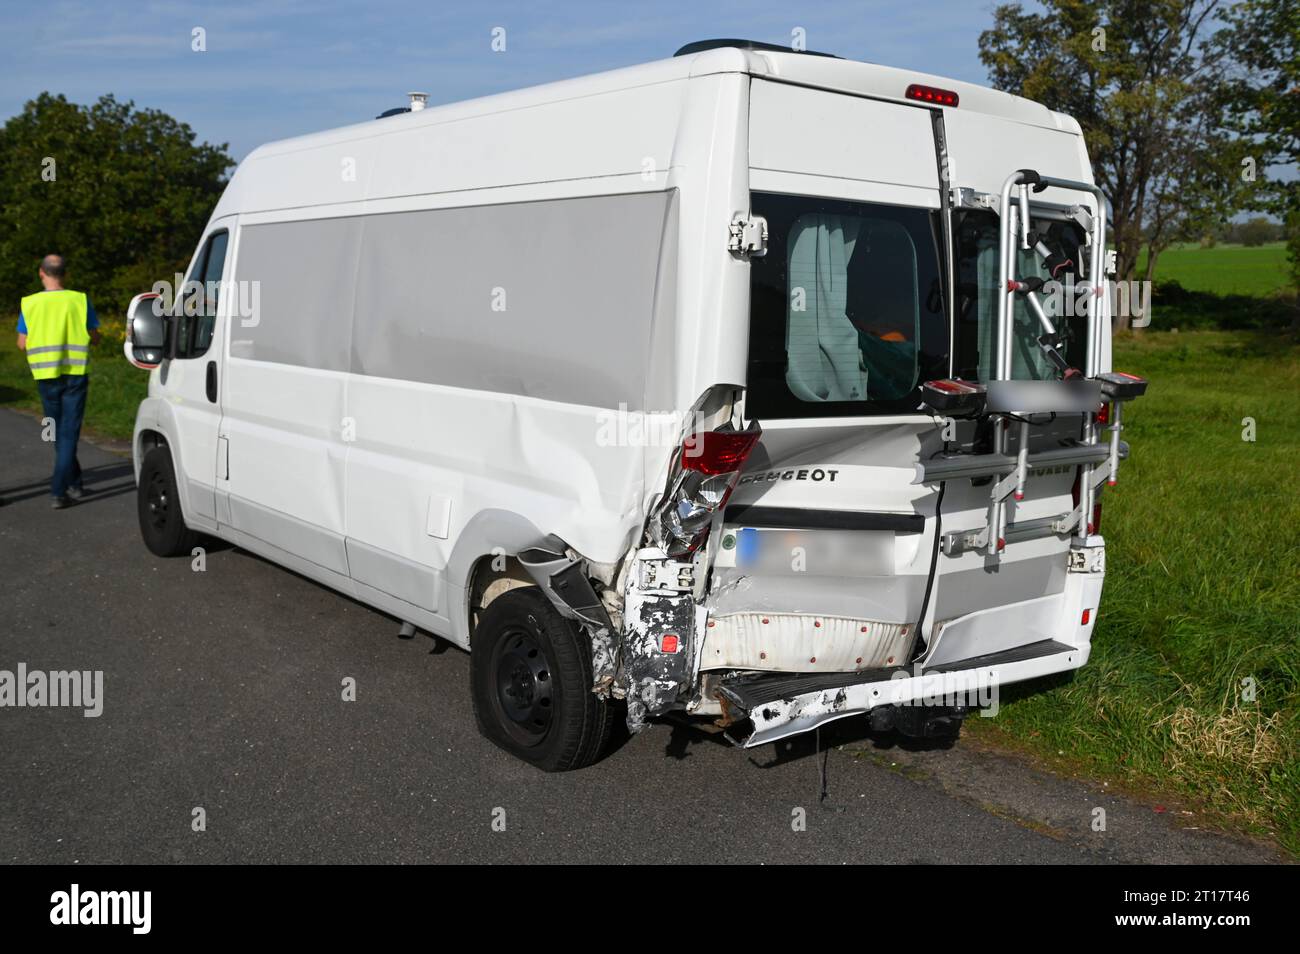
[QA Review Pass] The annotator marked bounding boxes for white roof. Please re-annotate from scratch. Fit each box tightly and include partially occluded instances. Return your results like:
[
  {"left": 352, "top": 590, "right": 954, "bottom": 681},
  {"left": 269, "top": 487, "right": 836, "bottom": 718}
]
[{"left": 246, "top": 46, "right": 1076, "bottom": 162}]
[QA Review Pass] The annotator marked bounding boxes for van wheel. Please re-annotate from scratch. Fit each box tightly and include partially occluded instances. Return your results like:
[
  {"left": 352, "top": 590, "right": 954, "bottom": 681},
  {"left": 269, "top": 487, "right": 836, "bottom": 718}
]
[
  {"left": 137, "top": 446, "right": 202, "bottom": 557},
  {"left": 470, "top": 587, "right": 612, "bottom": 771}
]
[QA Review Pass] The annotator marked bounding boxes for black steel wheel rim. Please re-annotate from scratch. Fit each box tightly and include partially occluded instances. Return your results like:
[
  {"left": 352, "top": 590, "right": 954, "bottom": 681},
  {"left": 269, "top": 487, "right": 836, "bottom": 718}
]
[
  {"left": 491, "top": 626, "right": 554, "bottom": 746},
  {"left": 145, "top": 470, "right": 170, "bottom": 532}
]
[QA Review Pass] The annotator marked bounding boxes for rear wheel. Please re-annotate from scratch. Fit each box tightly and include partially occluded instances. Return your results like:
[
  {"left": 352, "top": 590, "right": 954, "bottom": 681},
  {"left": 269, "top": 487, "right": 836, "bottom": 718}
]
[
  {"left": 137, "top": 446, "right": 202, "bottom": 557},
  {"left": 470, "top": 587, "right": 612, "bottom": 771}
]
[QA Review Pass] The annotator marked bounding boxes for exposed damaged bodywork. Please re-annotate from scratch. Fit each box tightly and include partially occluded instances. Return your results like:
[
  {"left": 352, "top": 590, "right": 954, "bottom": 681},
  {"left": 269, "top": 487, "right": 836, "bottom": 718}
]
[
  {"left": 621, "top": 550, "right": 704, "bottom": 729},
  {"left": 518, "top": 536, "right": 619, "bottom": 692}
]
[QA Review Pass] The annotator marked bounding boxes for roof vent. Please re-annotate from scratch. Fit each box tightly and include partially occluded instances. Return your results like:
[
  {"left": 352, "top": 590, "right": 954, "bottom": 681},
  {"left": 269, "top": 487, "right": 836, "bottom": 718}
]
[
  {"left": 673, "top": 38, "right": 841, "bottom": 59},
  {"left": 376, "top": 91, "right": 430, "bottom": 120}
]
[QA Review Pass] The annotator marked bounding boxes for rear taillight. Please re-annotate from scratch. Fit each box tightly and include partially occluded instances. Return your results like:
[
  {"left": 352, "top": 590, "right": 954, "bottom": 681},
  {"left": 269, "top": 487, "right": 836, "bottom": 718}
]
[
  {"left": 1096, "top": 371, "right": 1148, "bottom": 401},
  {"left": 682, "top": 430, "right": 762, "bottom": 476},
  {"left": 654, "top": 423, "right": 761, "bottom": 556},
  {"left": 921, "top": 378, "right": 986, "bottom": 418}
]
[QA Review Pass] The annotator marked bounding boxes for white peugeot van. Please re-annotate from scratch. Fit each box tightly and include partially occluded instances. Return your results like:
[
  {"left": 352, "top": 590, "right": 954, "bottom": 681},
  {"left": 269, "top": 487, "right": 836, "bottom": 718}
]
[{"left": 125, "top": 40, "right": 1146, "bottom": 770}]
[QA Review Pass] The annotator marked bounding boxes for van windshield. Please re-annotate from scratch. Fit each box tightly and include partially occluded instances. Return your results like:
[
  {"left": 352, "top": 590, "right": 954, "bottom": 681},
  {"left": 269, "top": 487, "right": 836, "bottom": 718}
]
[
  {"left": 953, "top": 209, "right": 1090, "bottom": 380},
  {"left": 746, "top": 192, "right": 948, "bottom": 419}
]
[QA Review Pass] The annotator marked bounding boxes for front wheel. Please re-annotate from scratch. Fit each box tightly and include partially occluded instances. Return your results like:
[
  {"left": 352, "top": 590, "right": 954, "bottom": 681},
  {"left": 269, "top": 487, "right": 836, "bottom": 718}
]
[
  {"left": 137, "top": 446, "right": 202, "bottom": 557},
  {"left": 470, "top": 587, "right": 612, "bottom": 771}
]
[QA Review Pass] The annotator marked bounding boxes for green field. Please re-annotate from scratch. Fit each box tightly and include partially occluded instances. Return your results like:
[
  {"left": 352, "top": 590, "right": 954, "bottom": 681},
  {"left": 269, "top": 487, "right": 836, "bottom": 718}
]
[{"left": 1140, "top": 242, "right": 1293, "bottom": 297}]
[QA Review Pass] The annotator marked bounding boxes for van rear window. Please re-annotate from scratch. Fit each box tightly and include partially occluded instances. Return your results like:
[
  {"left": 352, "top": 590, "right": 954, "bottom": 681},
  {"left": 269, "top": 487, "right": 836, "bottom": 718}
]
[{"left": 746, "top": 192, "right": 947, "bottom": 419}]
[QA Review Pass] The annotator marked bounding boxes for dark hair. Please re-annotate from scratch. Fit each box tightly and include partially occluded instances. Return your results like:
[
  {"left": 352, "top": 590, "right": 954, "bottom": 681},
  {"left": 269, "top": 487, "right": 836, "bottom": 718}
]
[{"left": 40, "top": 254, "right": 66, "bottom": 279}]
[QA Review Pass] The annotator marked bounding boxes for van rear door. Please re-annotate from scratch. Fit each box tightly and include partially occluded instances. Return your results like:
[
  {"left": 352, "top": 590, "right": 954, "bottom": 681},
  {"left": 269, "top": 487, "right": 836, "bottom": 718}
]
[{"left": 712, "top": 79, "right": 1102, "bottom": 678}]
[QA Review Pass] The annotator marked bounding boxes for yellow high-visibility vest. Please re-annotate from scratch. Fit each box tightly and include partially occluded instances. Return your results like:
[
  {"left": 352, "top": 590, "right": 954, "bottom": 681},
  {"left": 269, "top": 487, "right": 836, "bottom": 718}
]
[{"left": 20, "top": 290, "right": 90, "bottom": 380}]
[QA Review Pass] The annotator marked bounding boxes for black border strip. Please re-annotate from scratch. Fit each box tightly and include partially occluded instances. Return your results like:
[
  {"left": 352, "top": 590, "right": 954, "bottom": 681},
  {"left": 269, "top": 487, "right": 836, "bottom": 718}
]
[{"left": 723, "top": 504, "right": 924, "bottom": 533}]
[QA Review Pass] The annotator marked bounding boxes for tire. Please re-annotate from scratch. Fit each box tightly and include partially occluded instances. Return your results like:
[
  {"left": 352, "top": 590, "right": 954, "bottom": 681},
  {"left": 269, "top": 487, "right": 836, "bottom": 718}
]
[
  {"left": 137, "top": 446, "right": 203, "bottom": 558},
  {"left": 470, "top": 587, "right": 613, "bottom": 771}
]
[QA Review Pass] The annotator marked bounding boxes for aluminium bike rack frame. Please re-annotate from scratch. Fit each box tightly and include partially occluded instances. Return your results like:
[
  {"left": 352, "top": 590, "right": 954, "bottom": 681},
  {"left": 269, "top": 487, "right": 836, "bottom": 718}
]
[
  {"left": 994, "top": 170, "right": 1108, "bottom": 553},
  {"left": 919, "top": 169, "right": 1120, "bottom": 558}
]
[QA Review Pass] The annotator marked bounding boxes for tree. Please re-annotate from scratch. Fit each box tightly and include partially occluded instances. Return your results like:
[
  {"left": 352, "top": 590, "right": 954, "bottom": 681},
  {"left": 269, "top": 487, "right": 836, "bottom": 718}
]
[
  {"left": 0, "top": 93, "right": 233, "bottom": 317},
  {"left": 979, "top": 1, "right": 1251, "bottom": 328},
  {"left": 1213, "top": 0, "right": 1299, "bottom": 288},
  {"left": 1237, "top": 216, "right": 1279, "bottom": 247}
]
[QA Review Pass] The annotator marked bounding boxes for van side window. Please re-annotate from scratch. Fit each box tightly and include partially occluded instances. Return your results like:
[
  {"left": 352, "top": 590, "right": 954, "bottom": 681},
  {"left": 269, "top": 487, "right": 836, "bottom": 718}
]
[
  {"left": 747, "top": 193, "right": 947, "bottom": 419},
  {"left": 175, "top": 230, "right": 228, "bottom": 360}
]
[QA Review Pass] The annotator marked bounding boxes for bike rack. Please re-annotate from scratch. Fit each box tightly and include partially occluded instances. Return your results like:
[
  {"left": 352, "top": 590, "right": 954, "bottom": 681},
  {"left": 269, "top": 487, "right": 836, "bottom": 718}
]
[
  {"left": 993, "top": 170, "right": 1105, "bottom": 553},
  {"left": 917, "top": 169, "right": 1147, "bottom": 558}
]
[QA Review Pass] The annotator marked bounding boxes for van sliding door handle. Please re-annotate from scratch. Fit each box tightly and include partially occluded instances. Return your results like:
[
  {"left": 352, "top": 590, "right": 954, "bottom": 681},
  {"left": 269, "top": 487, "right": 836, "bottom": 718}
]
[{"left": 206, "top": 361, "right": 218, "bottom": 403}]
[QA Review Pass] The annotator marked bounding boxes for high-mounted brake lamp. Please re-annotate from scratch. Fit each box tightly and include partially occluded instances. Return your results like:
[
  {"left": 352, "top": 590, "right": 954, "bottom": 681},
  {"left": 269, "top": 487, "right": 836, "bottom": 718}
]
[{"left": 905, "top": 83, "right": 960, "bottom": 107}]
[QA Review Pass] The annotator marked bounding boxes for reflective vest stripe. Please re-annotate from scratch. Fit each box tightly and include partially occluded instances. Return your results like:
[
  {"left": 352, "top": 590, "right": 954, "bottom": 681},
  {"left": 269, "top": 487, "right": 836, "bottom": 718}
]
[
  {"left": 25, "top": 343, "right": 89, "bottom": 355},
  {"left": 27, "top": 357, "right": 89, "bottom": 368}
]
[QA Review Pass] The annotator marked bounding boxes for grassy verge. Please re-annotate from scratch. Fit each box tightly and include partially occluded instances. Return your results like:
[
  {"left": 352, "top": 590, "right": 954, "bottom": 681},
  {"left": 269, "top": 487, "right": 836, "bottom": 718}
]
[{"left": 969, "top": 330, "right": 1300, "bottom": 855}]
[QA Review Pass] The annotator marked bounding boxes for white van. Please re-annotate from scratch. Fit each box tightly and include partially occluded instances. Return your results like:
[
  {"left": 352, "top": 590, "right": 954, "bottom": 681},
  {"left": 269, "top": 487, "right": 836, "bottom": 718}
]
[{"left": 125, "top": 40, "right": 1146, "bottom": 770}]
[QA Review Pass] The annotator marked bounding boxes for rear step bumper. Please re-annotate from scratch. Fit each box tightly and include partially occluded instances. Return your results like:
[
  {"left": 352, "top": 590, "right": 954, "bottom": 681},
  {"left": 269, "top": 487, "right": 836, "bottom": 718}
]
[{"left": 717, "top": 638, "right": 1087, "bottom": 748}]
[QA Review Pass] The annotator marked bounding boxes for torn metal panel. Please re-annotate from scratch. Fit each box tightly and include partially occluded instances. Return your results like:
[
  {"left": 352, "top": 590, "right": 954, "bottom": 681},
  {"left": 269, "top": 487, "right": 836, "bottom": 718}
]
[
  {"left": 740, "top": 687, "right": 854, "bottom": 748},
  {"left": 621, "top": 547, "right": 705, "bottom": 731},
  {"left": 517, "top": 535, "right": 619, "bottom": 692},
  {"left": 729, "top": 637, "right": 1087, "bottom": 748}
]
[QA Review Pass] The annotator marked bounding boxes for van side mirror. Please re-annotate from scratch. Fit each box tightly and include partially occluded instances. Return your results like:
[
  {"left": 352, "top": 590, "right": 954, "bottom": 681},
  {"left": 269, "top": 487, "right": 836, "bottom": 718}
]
[{"left": 124, "top": 292, "right": 167, "bottom": 369}]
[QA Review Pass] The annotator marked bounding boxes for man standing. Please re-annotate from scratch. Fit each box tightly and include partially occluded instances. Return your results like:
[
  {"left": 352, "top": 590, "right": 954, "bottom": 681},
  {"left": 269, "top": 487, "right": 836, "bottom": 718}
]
[{"left": 16, "top": 254, "right": 101, "bottom": 508}]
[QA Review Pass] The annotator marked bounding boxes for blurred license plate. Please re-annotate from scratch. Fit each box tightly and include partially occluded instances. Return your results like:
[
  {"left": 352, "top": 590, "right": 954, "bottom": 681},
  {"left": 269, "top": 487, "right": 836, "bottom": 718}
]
[{"left": 725, "top": 527, "right": 893, "bottom": 576}]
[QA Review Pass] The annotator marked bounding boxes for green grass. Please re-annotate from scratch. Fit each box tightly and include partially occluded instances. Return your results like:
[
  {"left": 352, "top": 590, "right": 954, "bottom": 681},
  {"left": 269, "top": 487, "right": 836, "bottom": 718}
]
[
  {"left": 0, "top": 318, "right": 147, "bottom": 439},
  {"left": 1139, "top": 242, "right": 1293, "bottom": 297},
  {"left": 971, "top": 330, "right": 1300, "bottom": 855}
]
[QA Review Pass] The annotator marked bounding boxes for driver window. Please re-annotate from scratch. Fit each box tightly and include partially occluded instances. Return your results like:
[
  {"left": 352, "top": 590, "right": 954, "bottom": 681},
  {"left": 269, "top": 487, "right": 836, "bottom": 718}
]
[{"left": 174, "top": 230, "right": 228, "bottom": 359}]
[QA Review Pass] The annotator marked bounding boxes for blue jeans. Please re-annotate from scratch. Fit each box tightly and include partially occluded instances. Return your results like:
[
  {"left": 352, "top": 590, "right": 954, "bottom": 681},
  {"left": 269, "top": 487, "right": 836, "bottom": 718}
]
[{"left": 36, "top": 374, "right": 88, "bottom": 499}]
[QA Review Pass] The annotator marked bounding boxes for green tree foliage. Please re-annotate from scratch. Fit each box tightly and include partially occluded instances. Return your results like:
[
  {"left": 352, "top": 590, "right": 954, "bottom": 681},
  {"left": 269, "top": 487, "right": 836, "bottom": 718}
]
[
  {"left": 979, "top": 0, "right": 1253, "bottom": 327},
  {"left": 1213, "top": 0, "right": 1299, "bottom": 286},
  {"left": 0, "top": 93, "right": 233, "bottom": 318},
  {"left": 1236, "top": 215, "right": 1282, "bottom": 246}
]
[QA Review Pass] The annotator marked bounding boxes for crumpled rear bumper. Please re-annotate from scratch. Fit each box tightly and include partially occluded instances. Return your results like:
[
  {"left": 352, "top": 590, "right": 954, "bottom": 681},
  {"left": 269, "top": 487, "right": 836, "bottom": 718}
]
[{"left": 720, "top": 638, "right": 1089, "bottom": 748}]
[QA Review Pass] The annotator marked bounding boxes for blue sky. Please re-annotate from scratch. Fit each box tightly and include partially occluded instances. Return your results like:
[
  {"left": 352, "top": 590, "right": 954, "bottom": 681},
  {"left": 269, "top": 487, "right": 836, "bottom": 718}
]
[{"left": 0, "top": 0, "right": 999, "bottom": 161}]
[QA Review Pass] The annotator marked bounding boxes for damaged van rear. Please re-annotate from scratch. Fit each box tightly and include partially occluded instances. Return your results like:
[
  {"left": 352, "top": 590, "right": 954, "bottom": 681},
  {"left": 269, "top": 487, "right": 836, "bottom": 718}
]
[{"left": 128, "top": 40, "right": 1146, "bottom": 770}]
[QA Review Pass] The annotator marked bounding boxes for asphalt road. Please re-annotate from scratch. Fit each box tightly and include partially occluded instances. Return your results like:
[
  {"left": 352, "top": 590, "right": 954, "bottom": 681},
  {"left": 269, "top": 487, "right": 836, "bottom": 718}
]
[{"left": 0, "top": 408, "right": 1284, "bottom": 864}]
